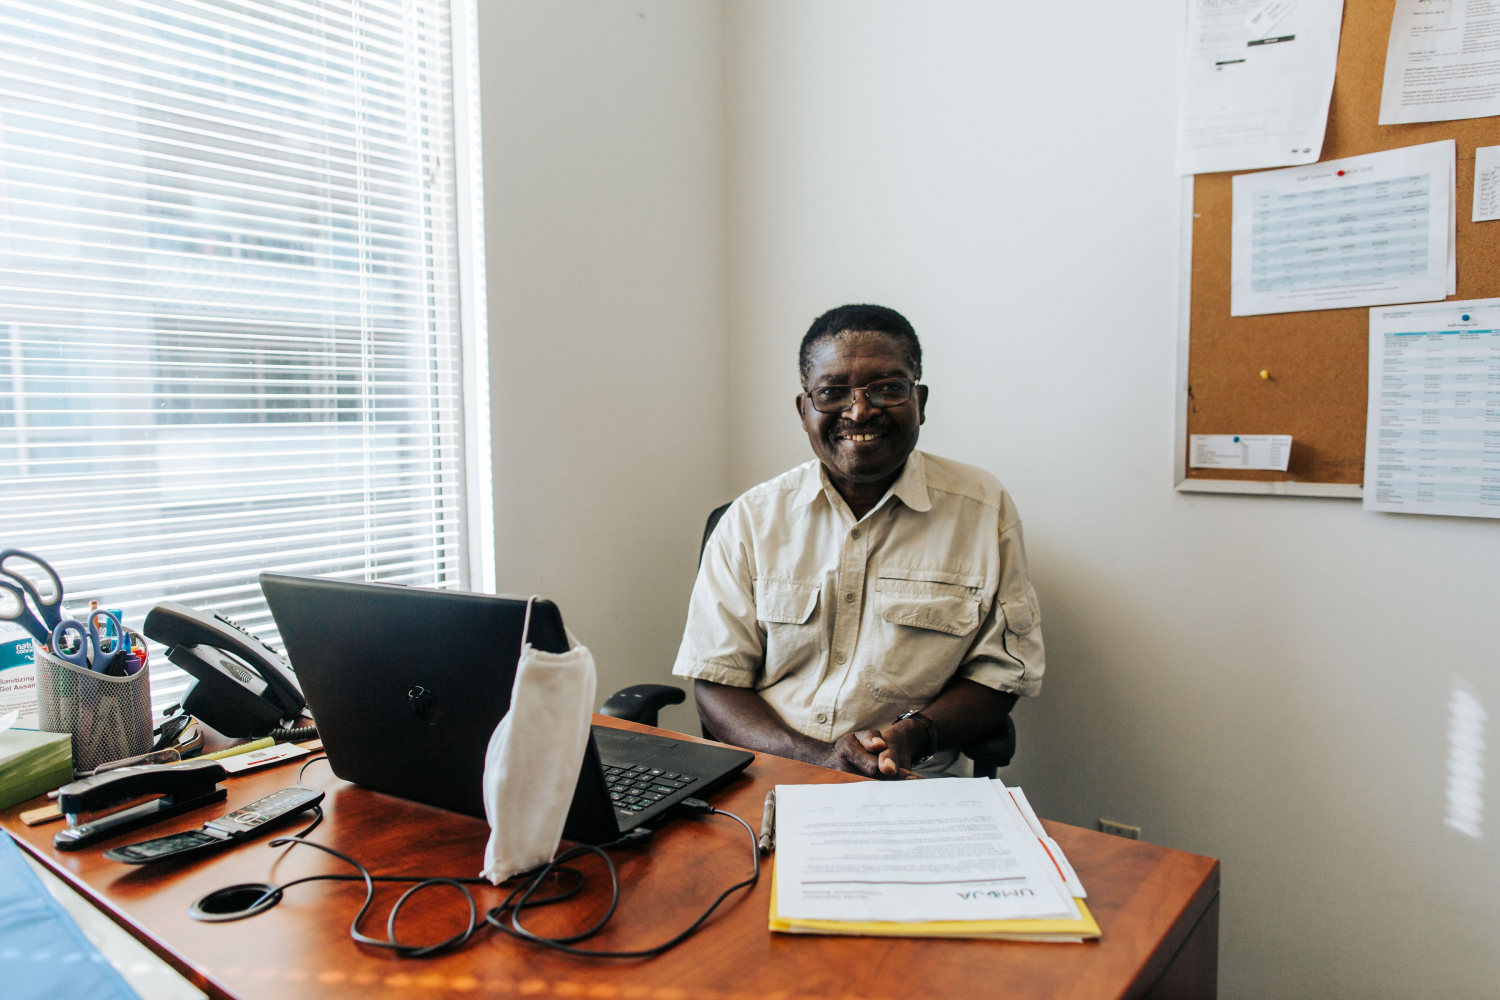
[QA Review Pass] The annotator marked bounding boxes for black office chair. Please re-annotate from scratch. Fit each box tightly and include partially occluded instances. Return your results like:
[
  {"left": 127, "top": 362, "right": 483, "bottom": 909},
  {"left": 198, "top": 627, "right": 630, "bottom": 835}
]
[{"left": 600, "top": 504, "right": 1017, "bottom": 778}]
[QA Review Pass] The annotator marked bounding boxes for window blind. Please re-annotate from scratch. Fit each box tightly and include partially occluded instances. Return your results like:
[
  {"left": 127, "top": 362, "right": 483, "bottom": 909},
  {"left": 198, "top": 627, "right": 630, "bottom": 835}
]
[{"left": 0, "top": 0, "right": 471, "bottom": 715}]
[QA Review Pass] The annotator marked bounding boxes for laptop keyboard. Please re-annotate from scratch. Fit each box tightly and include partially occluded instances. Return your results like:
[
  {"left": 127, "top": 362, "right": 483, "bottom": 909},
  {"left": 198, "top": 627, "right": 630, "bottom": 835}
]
[{"left": 604, "top": 762, "right": 697, "bottom": 816}]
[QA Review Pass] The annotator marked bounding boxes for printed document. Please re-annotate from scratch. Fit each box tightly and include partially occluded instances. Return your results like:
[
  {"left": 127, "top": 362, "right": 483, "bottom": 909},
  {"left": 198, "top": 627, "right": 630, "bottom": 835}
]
[
  {"left": 1190, "top": 434, "right": 1293, "bottom": 470},
  {"left": 1176, "top": 0, "right": 1345, "bottom": 176},
  {"left": 1475, "top": 146, "right": 1500, "bottom": 222},
  {"left": 774, "top": 779, "right": 1076, "bottom": 923},
  {"left": 1000, "top": 784, "right": 1087, "bottom": 899},
  {"left": 1379, "top": 0, "right": 1500, "bottom": 125},
  {"left": 1364, "top": 298, "right": 1500, "bottom": 519},
  {"left": 1231, "top": 140, "right": 1455, "bottom": 316}
]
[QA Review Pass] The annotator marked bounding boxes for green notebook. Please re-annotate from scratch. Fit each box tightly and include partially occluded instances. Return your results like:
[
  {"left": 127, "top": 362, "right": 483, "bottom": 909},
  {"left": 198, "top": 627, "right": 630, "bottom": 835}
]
[{"left": 0, "top": 729, "right": 73, "bottom": 811}]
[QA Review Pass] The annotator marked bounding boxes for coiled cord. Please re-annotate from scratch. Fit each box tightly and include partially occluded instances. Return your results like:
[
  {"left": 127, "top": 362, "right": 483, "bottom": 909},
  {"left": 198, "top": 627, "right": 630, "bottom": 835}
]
[
  {"left": 235, "top": 795, "right": 759, "bottom": 961},
  {"left": 486, "top": 800, "right": 760, "bottom": 958}
]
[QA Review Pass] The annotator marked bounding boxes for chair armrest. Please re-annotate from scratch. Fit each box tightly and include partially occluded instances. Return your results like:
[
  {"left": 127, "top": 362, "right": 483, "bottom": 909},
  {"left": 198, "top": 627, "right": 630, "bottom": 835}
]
[
  {"left": 599, "top": 684, "right": 686, "bottom": 728},
  {"left": 960, "top": 714, "right": 1016, "bottom": 775}
]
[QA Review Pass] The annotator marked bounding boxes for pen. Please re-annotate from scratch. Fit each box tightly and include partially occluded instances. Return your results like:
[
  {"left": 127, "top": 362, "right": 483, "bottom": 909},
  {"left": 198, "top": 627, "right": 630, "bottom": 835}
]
[{"left": 758, "top": 788, "right": 776, "bottom": 855}]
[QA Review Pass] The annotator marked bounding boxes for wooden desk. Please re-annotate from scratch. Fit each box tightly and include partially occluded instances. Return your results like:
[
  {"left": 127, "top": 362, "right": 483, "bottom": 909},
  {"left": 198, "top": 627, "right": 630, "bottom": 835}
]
[{"left": 1, "top": 717, "right": 1219, "bottom": 1000}]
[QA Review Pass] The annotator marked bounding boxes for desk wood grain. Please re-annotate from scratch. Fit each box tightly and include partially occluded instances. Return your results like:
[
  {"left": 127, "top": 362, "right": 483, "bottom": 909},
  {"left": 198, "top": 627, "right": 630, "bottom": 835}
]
[{"left": 1, "top": 717, "right": 1218, "bottom": 1000}]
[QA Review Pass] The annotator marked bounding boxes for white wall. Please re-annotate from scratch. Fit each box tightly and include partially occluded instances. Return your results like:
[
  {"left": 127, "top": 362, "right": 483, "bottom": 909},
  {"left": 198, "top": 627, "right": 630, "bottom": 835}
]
[
  {"left": 477, "top": 0, "right": 727, "bottom": 735},
  {"left": 482, "top": 1, "right": 1499, "bottom": 995},
  {"left": 723, "top": 3, "right": 1499, "bottom": 998}
]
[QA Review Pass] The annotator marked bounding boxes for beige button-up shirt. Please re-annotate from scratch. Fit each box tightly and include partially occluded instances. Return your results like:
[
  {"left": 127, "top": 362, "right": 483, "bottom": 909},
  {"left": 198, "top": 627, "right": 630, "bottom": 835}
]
[{"left": 672, "top": 450, "right": 1044, "bottom": 760}]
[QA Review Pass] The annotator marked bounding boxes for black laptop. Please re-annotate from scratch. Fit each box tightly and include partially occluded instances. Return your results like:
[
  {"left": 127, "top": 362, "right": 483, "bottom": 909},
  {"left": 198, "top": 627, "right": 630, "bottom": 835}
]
[{"left": 259, "top": 573, "right": 753, "bottom": 844}]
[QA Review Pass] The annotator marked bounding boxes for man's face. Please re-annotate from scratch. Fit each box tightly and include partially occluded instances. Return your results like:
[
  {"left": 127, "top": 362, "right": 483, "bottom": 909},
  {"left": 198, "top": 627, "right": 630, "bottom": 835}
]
[{"left": 796, "top": 332, "right": 927, "bottom": 492}]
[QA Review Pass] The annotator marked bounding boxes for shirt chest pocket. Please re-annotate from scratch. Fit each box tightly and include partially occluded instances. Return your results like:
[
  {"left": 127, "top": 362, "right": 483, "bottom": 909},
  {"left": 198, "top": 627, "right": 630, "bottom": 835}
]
[
  {"left": 867, "top": 572, "right": 983, "bottom": 704},
  {"left": 755, "top": 579, "right": 822, "bottom": 687}
]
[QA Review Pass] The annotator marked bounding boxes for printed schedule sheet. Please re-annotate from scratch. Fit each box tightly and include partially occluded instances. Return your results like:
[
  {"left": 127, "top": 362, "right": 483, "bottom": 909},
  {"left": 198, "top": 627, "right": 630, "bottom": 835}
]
[
  {"left": 1365, "top": 298, "right": 1500, "bottom": 518},
  {"left": 1231, "top": 140, "right": 1455, "bottom": 316}
]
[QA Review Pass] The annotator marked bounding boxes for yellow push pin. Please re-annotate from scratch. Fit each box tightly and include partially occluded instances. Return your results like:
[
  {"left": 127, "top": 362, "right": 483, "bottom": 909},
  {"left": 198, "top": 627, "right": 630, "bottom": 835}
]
[{"left": 1260, "top": 370, "right": 1270, "bottom": 380}]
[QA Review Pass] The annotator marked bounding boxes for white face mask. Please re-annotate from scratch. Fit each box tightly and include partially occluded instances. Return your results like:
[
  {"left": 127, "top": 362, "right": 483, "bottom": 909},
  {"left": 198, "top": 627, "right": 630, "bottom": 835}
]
[{"left": 480, "top": 600, "right": 597, "bottom": 884}]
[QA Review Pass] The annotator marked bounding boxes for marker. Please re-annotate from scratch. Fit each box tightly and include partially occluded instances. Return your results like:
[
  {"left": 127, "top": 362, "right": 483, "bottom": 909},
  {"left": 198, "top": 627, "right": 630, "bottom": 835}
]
[{"left": 105, "top": 609, "right": 124, "bottom": 652}]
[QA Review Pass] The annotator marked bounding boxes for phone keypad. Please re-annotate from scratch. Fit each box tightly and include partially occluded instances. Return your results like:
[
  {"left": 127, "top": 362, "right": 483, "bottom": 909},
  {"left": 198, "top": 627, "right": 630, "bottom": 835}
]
[
  {"left": 208, "top": 787, "right": 322, "bottom": 834},
  {"left": 214, "top": 613, "right": 289, "bottom": 664}
]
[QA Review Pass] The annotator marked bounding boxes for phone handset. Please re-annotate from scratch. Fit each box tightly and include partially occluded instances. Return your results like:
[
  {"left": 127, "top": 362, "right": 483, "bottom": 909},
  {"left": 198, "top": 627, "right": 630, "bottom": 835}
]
[{"left": 143, "top": 602, "right": 306, "bottom": 738}]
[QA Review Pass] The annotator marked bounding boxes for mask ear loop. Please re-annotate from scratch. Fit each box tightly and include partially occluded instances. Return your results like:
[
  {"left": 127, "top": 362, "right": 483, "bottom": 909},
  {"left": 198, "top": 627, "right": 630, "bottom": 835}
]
[{"left": 519, "top": 596, "right": 539, "bottom": 655}]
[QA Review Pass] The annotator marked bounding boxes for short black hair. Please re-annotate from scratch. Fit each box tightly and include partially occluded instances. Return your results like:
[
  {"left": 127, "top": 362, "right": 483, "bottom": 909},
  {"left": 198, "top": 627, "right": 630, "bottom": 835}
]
[{"left": 799, "top": 304, "right": 922, "bottom": 385}]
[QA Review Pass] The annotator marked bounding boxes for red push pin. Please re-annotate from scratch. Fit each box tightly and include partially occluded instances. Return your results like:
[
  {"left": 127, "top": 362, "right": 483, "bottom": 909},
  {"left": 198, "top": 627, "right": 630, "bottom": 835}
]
[{"left": 1337, "top": 170, "right": 1345, "bottom": 176}]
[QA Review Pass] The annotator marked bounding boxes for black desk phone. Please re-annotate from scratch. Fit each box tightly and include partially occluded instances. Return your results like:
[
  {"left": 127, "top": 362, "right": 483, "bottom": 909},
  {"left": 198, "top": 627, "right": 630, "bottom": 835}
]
[{"left": 143, "top": 602, "right": 306, "bottom": 738}]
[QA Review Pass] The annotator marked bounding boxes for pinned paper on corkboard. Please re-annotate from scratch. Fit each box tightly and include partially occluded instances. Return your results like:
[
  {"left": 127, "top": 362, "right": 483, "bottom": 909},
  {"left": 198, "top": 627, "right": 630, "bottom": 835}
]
[{"left": 1181, "top": 0, "right": 1500, "bottom": 492}]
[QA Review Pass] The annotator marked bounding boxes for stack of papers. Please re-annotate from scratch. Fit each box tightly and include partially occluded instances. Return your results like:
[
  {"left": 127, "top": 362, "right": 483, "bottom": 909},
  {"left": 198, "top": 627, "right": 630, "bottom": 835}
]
[{"left": 770, "top": 778, "right": 1098, "bottom": 942}]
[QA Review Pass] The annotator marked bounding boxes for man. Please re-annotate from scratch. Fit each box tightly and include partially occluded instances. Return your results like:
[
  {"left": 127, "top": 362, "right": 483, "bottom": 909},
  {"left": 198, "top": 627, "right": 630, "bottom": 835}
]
[{"left": 672, "top": 304, "right": 1044, "bottom": 778}]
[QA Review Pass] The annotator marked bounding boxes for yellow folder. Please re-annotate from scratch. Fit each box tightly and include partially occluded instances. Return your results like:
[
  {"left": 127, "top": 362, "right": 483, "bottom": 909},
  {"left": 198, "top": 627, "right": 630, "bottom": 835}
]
[{"left": 768, "top": 860, "right": 1102, "bottom": 942}]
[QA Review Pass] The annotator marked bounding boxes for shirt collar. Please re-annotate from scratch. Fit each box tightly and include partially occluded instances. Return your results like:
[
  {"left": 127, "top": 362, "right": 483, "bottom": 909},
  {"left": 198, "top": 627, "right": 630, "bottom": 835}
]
[
  {"left": 793, "top": 451, "right": 932, "bottom": 514},
  {"left": 888, "top": 450, "right": 932, "bottom": 513},
  {"left": 793, "top": 465, "right": 824, "bottom": 510}
]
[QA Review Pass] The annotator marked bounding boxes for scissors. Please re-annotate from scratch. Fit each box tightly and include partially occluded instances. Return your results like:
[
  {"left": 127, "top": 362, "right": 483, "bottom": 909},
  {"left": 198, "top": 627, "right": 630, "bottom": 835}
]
[
  {"left": 50, "top": 610, "right": 128, "bottom": 675},
  {"left": 0, "top": 549, "right": 65, "bottom": 643}
]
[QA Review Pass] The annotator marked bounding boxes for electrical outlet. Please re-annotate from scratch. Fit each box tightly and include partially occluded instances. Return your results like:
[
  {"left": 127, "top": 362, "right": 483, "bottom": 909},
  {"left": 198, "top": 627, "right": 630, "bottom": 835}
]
[{"left": 1098, "top": 819, "right": 1140, "bottom": 840}]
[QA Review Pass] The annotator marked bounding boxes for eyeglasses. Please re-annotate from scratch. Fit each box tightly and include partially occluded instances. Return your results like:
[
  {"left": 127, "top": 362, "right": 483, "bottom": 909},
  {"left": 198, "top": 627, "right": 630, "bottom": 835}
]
[{"left": 802, "top": 377, "right": 918, "bottom": 413}]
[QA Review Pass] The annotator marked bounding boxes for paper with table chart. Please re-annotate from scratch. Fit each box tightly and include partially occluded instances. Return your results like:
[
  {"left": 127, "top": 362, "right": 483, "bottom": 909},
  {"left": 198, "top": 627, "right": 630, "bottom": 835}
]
[
  {"left": 1189, "top": 434, "right": 1293, "bottom": 470},
  {"left": 1231, "top": 140, "right": 1455, "bottom": 316},
  {"left": 1175, "top": 0, "right": 1345, "bottom": 176},
  {"left": 1365, "top": 298, "right": 1500, "bottom": 518},
  {"left": 1379, "top": 0, "right": 1500, "bottom": 125},
  {"left": 773, "top": 778, "right": 1077, "bottom": 924},
  {"left": 1475, "top": 146, "right": 1500, "bottom": 222}
]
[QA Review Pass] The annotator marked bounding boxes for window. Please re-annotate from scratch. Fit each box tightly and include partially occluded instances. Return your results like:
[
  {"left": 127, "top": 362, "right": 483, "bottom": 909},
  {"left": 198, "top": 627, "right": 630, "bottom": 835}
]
[{"left": 0, "top": 0, "right": 490, "bottom": 714}]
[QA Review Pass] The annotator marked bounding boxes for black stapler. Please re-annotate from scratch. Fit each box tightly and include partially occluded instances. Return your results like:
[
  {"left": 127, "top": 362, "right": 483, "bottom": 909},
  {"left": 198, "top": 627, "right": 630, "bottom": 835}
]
[{"left": 54, "top": 759, "right": 229, "bottom": 851}]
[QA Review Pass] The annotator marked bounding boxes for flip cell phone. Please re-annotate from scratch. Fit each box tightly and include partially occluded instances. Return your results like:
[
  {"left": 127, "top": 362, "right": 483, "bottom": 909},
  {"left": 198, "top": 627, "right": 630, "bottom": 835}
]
[{"left": 103, "top": 786, "right": 324, "bottom": 864}]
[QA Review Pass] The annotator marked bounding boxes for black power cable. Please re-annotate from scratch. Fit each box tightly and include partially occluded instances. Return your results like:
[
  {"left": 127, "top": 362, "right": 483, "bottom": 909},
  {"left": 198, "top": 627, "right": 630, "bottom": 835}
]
[
  {"left": 224, "top": 795, "right": 759, "bottom": 960},
  {"left": 296, "top": 754, "right": 329, "bottom": 784},
  {"left": 486, "top": 798, "right": 760, "bottom": 958},
  {"left": 252, "top": 837, "right": 488, "bottom": 958}
]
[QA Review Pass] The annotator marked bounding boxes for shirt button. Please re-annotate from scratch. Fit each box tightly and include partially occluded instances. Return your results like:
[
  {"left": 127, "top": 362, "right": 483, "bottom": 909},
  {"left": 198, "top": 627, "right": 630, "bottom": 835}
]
[
  {"left": 851, "top": 529, "right": 861, "bottom": 539},
  {"left": 845, "top": 592, "right": 855, "bottom": 603},
  {"left": 815, "top": 712, "right": 828, "bottom": 724},
  {"left": 837, "top": 653, "right": 846, "bottom": 664}
]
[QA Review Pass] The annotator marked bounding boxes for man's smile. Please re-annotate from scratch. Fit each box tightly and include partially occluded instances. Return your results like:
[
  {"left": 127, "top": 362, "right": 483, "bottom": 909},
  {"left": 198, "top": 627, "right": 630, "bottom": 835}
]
[{"left": 834, "top": 423, "right": 893, "bottom": 444}]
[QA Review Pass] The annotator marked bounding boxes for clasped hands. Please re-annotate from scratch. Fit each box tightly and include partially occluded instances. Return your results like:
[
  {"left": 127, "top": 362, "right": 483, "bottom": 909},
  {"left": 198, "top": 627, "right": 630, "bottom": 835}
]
[{"left": 819, "top": 719, "right": 927, "bottom": 779}]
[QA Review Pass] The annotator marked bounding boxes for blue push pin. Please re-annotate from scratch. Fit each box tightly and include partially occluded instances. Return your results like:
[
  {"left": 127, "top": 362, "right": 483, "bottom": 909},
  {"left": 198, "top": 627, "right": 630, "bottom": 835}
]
[
  {"left": 1462, "top": 314, "right": 1471, "bottom": 322},
  {"left": 1233, "top": 436, "right": 1241, "bottom": 443}
]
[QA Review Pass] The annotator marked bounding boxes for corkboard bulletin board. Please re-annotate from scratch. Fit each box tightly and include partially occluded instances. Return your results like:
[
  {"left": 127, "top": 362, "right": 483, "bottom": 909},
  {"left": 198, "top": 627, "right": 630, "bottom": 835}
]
[{"left": 1180, "top": 0, "right": 1500, "bottom": 494}]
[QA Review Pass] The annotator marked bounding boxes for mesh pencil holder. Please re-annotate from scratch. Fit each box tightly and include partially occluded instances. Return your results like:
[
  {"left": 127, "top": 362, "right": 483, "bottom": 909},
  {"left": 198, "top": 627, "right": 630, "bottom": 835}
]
[{"left": 34, "top": 634, "right": 153, "bottom": 775}]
